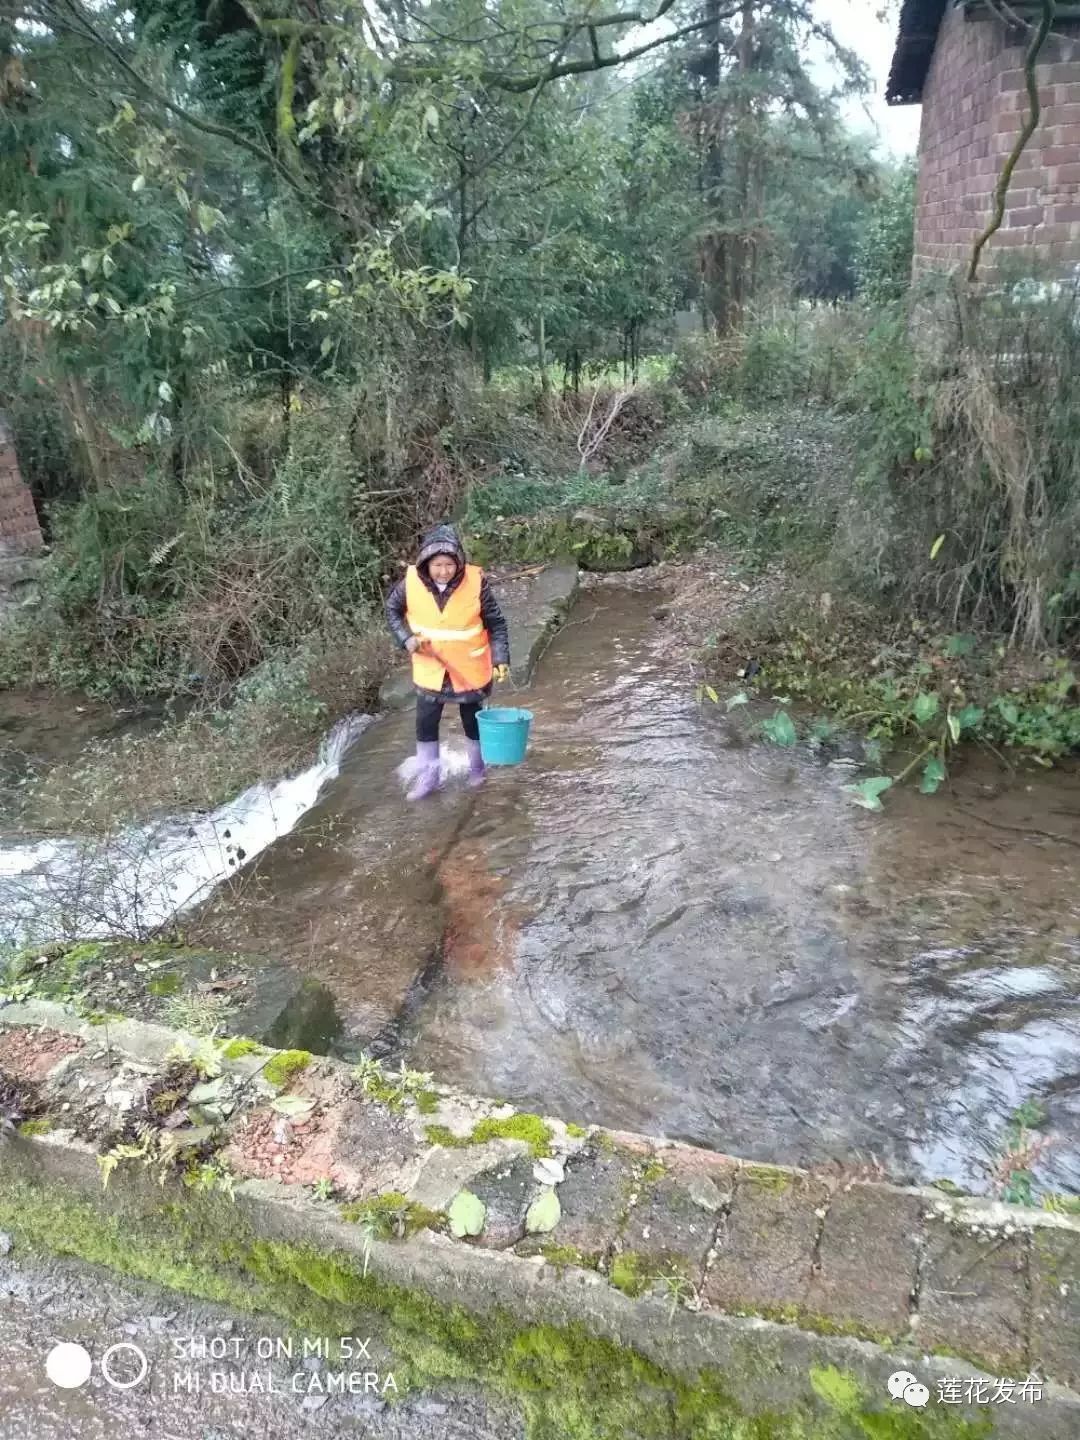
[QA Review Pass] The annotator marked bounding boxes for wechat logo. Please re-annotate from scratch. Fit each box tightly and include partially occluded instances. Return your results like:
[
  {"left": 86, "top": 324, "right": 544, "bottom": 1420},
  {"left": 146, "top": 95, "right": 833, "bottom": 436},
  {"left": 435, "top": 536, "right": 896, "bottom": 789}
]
[{"left": 888, "top": 1371, "right": 930, "bottom": 1409}]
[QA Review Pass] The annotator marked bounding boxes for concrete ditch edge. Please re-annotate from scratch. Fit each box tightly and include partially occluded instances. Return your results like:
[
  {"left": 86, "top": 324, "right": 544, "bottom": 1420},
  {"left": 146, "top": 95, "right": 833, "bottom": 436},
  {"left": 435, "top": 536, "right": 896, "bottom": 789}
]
[{"left": 2, "top": 999, "right": 1079, "bottom": 1437}]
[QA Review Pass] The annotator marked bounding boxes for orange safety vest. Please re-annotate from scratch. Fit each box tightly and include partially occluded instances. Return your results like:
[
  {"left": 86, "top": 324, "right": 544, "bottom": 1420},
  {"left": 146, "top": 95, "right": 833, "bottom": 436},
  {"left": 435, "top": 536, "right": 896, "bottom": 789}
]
[{"left": 405, "top": 564, "right": 493, "bottom": 694}]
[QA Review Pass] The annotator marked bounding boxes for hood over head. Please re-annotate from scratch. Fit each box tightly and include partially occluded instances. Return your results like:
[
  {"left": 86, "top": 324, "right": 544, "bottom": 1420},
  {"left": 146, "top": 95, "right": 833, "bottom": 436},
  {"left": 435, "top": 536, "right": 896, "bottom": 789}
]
[{"left": 415, "top": 523, "right": 466, "bottom": 576}]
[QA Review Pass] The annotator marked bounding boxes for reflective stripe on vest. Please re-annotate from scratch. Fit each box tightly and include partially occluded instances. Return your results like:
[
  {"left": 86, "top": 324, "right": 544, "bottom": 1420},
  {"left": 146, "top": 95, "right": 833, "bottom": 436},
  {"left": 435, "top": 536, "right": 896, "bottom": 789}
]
[{"left": 404, "top": 565, "right": 493, "bottom": 694}]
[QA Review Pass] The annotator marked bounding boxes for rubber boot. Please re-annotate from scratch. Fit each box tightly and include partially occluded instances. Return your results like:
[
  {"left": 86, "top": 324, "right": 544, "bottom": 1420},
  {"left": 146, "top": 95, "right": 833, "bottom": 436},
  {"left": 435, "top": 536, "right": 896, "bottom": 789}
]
[
  {"left": 407, "top": 741, "right": 442, "bottom": 801},
  {"left": 465, "top": 738, "right": 486, "bottom": 788}
]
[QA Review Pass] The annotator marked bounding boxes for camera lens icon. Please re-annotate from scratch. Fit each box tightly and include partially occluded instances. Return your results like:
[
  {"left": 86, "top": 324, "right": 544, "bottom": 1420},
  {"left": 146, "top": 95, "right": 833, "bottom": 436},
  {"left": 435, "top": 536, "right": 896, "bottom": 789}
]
[
  {"left": 101, "top": 1342, "right": 149, "bottom": 1390},
  {"left": 45, "top": 1340, "right": 149, "bottom": 1391}
]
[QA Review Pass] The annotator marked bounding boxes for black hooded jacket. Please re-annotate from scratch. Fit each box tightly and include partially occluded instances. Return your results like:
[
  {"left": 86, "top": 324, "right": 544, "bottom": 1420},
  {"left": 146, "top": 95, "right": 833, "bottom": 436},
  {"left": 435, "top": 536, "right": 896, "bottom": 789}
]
[{"left": 384, "top": 524, "right": 510, "bottom": 703}]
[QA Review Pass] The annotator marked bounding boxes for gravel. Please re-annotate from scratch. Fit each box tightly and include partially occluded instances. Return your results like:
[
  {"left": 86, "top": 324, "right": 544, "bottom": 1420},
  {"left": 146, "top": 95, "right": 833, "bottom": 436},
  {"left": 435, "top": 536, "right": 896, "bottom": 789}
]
[{"left": 0, "top": 1242, "right": 525, "bottom": 1440}]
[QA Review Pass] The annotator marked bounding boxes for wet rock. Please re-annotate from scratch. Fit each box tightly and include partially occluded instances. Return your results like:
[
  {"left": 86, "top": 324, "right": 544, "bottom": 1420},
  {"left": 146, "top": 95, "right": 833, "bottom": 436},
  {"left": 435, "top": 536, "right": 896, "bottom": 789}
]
[
  {"left": 408, "top": 1141, "right": 525, "bottom": 1211},
  {"left": 517, "top": 1141, "right": 637, "bottom": 1264},
  {"left": 685, "top": 1174, "right": 726, "bottom": 1213},
  {"left": 919, "top": 1216, "right": 1029, "bottom": 1372},
  {"left": 469, "top": 1154, "right": 539, "bottom": 1250}
]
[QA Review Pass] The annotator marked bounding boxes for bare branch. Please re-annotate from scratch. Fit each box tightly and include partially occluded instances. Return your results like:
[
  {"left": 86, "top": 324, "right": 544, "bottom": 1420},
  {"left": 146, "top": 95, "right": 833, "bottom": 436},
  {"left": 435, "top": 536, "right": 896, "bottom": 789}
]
[{"left": 969, "top": 0, "right": 1056, "bottom": 283}]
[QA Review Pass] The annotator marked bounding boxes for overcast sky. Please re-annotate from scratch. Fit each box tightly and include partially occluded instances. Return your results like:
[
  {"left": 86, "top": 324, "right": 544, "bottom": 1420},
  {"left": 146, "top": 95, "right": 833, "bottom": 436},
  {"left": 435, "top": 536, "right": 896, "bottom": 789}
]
[{"left": 815, "top": 0, "right": 922, "bottom": 157}]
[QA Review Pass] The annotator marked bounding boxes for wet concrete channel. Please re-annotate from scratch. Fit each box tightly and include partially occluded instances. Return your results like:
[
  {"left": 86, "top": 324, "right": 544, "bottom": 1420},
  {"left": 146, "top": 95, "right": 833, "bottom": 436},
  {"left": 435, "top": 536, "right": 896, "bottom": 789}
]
[{"left": 187, "top": 584, "right": 1080, "bottom": 1198}]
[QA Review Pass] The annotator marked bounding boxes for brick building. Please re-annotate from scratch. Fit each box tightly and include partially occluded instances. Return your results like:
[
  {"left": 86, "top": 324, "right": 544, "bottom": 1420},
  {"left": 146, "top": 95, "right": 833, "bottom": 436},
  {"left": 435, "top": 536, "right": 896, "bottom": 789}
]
[
  {"left": 887, "top": 0, "right": 1080, "bottom": 275},
  {"left": 0, "top": 411, "right": 43, "bottom": 554}
]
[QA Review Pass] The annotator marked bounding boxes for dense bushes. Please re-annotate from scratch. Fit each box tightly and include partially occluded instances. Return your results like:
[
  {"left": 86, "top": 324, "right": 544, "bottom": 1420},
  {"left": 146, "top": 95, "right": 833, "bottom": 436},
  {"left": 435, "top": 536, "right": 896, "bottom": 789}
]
[{"left": 677, "top": 274, "right": 1080, "bottom": 653}]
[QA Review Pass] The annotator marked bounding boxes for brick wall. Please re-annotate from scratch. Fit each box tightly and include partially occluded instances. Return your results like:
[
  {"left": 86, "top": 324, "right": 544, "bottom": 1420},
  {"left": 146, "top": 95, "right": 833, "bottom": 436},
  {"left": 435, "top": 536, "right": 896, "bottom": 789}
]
[
  {"left": 915, "top": 6, "right": 1080, "bottom": 275},
  {"left": 0, "top": 411, "right": 43, "bottom": 555}
]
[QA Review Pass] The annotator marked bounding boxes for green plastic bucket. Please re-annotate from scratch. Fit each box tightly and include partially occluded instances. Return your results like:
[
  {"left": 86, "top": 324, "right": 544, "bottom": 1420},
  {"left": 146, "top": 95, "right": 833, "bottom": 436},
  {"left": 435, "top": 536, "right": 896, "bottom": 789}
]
[{"left": 477, "top": 707, "right": 533, "bottom": 765}]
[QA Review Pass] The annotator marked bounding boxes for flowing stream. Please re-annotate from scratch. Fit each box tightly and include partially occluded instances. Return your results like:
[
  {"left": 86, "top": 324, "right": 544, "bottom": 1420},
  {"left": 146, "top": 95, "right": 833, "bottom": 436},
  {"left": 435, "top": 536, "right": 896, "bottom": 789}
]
[{"left": 4, "top": 587, "right": 1080, "bottom": 1196}]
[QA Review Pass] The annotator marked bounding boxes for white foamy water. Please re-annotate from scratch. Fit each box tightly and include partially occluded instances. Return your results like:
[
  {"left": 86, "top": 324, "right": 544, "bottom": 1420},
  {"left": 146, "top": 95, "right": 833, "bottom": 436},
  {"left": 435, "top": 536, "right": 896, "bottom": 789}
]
[{"left": 0, "top": 714, "right": 370, "bottom": 947}]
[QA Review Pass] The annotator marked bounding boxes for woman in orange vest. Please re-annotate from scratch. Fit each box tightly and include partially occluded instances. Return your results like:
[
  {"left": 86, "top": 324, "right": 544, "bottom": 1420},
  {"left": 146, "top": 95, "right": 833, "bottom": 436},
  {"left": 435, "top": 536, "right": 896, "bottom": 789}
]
[{"left": 385, "top": 524, "right": 510, "bottom": 799}]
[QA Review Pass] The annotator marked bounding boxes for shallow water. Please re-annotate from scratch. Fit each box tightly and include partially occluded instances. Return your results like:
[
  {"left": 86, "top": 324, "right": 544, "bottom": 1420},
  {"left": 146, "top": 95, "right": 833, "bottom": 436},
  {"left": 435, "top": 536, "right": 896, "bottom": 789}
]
[
  {"left": 264, "top": 586, "right": 1079, "bottom": 1195},
  {"left": 0, "top": 716, "right": 370, "bottom": 947},
  {"left": 6, "top": 589, "right": 1080, "bottom": 1195}
]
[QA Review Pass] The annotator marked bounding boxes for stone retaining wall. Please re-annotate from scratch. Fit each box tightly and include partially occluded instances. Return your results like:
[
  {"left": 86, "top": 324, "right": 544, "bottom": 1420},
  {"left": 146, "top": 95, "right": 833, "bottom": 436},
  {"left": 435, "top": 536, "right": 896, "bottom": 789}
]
[{"left": 1, "top": 1000, "right": 1079, "bottom": 1435}]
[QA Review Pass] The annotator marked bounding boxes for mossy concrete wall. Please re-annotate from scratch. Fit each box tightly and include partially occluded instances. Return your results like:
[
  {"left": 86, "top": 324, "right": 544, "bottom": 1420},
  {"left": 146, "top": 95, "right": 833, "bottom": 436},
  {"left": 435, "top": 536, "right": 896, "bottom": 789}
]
[{"left": 2, "top": 1001, "right": 1079, "bottom": 1437}]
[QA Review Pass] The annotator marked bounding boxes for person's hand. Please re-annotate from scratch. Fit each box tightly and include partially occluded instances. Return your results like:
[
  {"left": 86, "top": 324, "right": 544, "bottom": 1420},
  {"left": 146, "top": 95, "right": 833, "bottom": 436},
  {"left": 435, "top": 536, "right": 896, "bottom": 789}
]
[
  {"left": 493, "top": 664, "right": 510, "bottom": 683},
  {"left": 405, "top": 636, "right": 424, "bottom": 654}
]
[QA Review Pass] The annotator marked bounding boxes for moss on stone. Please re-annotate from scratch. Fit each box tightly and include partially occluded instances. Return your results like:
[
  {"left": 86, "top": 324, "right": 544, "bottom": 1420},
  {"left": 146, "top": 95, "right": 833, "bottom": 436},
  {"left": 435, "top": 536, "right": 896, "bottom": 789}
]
[
  {"left": 565, "top": 1123, "right": 587, "bottom": 1139},
  {"left": 609, "top": 1251, "right": 650, "bottom": 1298},
  {"left": 0, "top": 1171, "right": 997, "bottom": 1440},
  {"left": 222, "top": 1037, "right": 265, "bottom": 1060},
  {"left": 148, "top": 972, "right": 182, "bottom": 997},
  {"left": 540, "top": 1242, "right": 600, "bottom": 1271},
  {"left": 746, "top": 1303, "right": 897, "bottom": 1348},
  {"left": 471, "top": 1113, "right": 553, "bottom": 1158},
  {"left": 56, "top": 941, "right": 110, "bottom": 969},
  {"left": 424, "top": 1113, "right": 555, "bottom": 1158},
  {"left": 414, "top": 1089, "right": 439, "bottom": 1116},
  {"left": 424, "top": 1124, "right": 464, "bottom": 1149},
  {"left": 17, "top": 1118, "right": 53, "bottom": 1137},
  {"left": 641, "top": 1159, "right": 666, "bottom": 1183},
  {"left": 262, "top": 1049, "right": 312, "bottom": 1090},
  {"left": 340, "top": 1192, "right": 444, "bottom": 1237},
  {"left": 741, "top": 1163, "right": 793, "bottom": 1194}
]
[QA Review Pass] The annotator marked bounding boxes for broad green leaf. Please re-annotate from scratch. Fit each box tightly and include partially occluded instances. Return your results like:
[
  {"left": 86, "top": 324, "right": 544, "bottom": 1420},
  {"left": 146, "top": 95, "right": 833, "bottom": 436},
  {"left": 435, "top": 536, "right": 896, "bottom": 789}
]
[
  {"left": 81, "top": 252, "right": 98, "bottom": 278},
  {"left": 423, "top": 104, "right": 439, "bottom": 134},
  {"left": 842, "top": 776, "right": 893, "bottom": 811},
  {"left": 101, "top": 253, "right": 116, "bottom": 279},
  {"left": 954, "top": 703, "right": 983, "bottom": 734},
  {"left": 947, "top": 712, "right": 961, "bottom": 743},
  {"left": 448, "top": 1189, "right": 485, "bottom": 1238},
  {"left": 761, "top": 710, "right": 797, "bottom": 747},
  {"left": 704, "top": 685, "right": 719, "bottom": 704},
  {"left": 196, "top": 203, "right": 218, "bottom": 235},
  {"left": 270, "top": 1094, "right": 315, "bottom": 1119},
  {"left": 912, "top": 692, "right": 939, "bottom": 725},
  {"left": 158, "top": 380, "right": 173, "bottom": 404},
  {"left": 996, "top": 700, "right": 1020, "bottom": 727},
  {"left": 726, "top": 691, "right": 749, "bottom": 710},
  {"left": 525, "top": 1188, "right": 562, "bottom": 1234},
  {"left": 919, "top": 756, "right": 947, "bottom": 793},
  {"left": 320, "top": 336, "right": 333, "bottom": 357},
  {"left": 131, "top": 174, "right": 146, "bottom": 193},
  {"left": 930, "top": 533, "right": 945, "bottom": 560}
]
